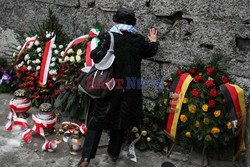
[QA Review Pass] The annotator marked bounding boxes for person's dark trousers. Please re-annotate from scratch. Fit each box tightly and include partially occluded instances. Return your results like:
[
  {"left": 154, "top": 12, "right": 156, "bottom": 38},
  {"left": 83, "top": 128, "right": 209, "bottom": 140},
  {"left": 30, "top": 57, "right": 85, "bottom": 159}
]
[
  {"left": 107, "top": 130, "right": 124, "bottom": 157},
  {"left": 81, "top": 129, "right": 125, "bottom": 161}
]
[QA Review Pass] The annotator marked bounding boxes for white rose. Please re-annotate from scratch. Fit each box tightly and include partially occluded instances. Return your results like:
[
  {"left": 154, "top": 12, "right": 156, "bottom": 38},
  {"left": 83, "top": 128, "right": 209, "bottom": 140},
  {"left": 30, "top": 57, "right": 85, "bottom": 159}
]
[
  {"left": 27, "top": 66, "right": 32, "bottom": 71},
  {"left": 21, "top": 61, "right": 24, "bottom": 65},
  {"left": 131, "top": 127, "right": 138, "bottom": 133},
  {"left": 50, "top": 62, "right": 55, "bottom": 67},
  {"left": 52, "top": 57, "right": 56, "bottom": 62},
  {"left": 27, "top": 42, "right": 34, "bottom": 49},
  {"left": 37, "top": 47, "right": 42, "bottom": 53},
  {"left": 34, "top": 40, "right": 40, "bottom": 46},
  {"left": 64, "top": 56, "right": 69, "bottom": 62},
  {"left": 54, "top": 50, "right": 59, "bottom": 55},
  {"left": 46, "top": 34, "right": 51, "bottom": 38},
  {"left": 13, "top": 52, "right": 16, "bottom": 57},
  {"left": 53, "top": 70, "right": 57, "bottom": 75},
  {"left": 52, "top": 44, "right": 57, "bottom": 48},
  {"left": 52, "top": 77, "right": 57, "bottom": 81},
  {"left": 70, "top": 56, "right": 75, "bottom": 63},
  {"left": 38, "top": 53, "right": 42, "bottom": 57},
  {"left": 35, "top": 59, "right": 41, "bottom": 64},
  {"left": 146, "top": 137, "right": 151, "bottom": 142},
  {"left": 141, "top": 130, "right": 147, "bottom": 136},
  {"left": 135, "top": 133, "right": 140, "bottom": 138},
  {"left": 24, "top": 54, "right": 30, "bottom": 61},
  {"left": 17, "top": 45, "right": 22, "bottom": 50},
  {"left": 36, "top": 66, "right": 40, "bottom": 70},
  {"left": 77, "top": 49, "right": 83, "bottom": 56},
  {"left": 58, "top": 58, "right": 63, "bottom": 63},
  {"left": 32, "top": 60, "right": 36, "bottom": 64},
  {"left": 67, "top": 49, "right": 74, "bottom": 54},
  {"left": 60, "top": 51, "right": 65, "bottom": 57},
  {"left": 18, "top": 64, "right": 22, "bottom": 67},
  {"left": 76, "top": 55, "right": 81, "bottom": 63},
  {"left": 26, "top": 37, "right": 31, "bottom": 41},
  {"left": 49, "top": 70, "right": 53, "bottom": 75},
  {"left": 27, "top": 60, "right": 30, "bottom": 64},
  {"left": 59, "top": 45, "right": 63, "bottom": 49}
]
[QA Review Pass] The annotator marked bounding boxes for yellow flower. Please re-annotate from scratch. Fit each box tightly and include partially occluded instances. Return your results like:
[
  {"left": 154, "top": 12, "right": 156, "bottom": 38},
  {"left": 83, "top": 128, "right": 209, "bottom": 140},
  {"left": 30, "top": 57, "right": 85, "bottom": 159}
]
[
  {"left": 183, "top": 97, "right": 188, "bottom": 104},
  {"left": 205, "top": 135, "right": 212, "bottom": 141},
  {"left": 211, "top": 127, "right": 220, "bottom": 134},
  {"left": 214, "top": 110, "right": 221, "bottom": 117},
  {"left": 202, "top": 104, "right": 209, "bottom": 112},
  {"left": 185, "top": 131, "right": 191, "bottom": 138},
  {"left": 188, "top": 104, "right": 197, "bottom": 113},
  {"left": 203, "top": 118, "right": 209, "bottom": 125},
  {"left": 195, "top": 121, "right": 200, "bottom": 127},
  {"left": 163, "top": 98, "right": 168, "bottom": 105},
  {"left": 227, "top": 122, "right": 232, "bottom": 129},
  {"left": 180, "top": 114, "right": 188, "bottom": 123}
]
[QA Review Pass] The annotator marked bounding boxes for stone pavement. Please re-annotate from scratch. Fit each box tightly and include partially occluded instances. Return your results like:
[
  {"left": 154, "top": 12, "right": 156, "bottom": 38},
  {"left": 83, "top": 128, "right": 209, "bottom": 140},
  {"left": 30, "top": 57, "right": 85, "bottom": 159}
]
[{"left": 0, "top": 93, "right": 244, "bottom": 167}]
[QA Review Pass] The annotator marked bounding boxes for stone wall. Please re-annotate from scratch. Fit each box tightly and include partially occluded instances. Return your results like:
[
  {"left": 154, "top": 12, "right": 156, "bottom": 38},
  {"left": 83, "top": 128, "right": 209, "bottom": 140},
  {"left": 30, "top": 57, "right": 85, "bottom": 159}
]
[{"left": 0, "top": 0, "right": 249, "bottom": 164}]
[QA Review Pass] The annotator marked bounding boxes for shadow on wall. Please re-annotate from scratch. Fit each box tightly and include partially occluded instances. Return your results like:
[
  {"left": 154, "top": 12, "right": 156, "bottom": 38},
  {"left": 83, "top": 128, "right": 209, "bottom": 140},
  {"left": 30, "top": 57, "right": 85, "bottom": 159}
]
[{"left": 236, "top": 38, "right": 250, "bottom": 52}]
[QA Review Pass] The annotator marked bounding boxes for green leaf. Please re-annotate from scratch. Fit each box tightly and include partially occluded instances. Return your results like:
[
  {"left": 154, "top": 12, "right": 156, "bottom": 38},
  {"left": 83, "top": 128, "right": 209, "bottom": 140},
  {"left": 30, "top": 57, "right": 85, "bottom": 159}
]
[{"left": 54, "top": 91, "right": 70, "bottom": 108}]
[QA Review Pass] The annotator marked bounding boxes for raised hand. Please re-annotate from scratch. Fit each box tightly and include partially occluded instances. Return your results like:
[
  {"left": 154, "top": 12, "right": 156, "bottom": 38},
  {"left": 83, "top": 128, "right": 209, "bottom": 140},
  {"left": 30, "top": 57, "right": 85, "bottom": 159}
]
[{"left": 147, "top": 27, "right": 158, "bottom": 42}]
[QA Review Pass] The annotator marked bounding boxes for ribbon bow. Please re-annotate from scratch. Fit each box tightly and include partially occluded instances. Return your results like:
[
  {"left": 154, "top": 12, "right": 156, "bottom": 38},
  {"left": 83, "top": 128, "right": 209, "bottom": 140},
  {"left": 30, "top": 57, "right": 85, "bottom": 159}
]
[
  {"left": 22, "top": 114, "right": 57, "bottom": 152},
  {"left": 5, "top": 98, "right": 31, "bottom": 131}
]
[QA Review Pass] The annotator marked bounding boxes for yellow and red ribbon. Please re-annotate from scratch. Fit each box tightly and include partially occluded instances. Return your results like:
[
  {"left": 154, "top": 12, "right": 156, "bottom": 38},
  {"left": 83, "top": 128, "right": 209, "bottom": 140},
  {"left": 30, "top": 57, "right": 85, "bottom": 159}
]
[
  {"left": 164, "top": 73, "right": 193, "bottom": 141},
  {"left": 220, "top": 83, "right": 246, "bottom": 160}
]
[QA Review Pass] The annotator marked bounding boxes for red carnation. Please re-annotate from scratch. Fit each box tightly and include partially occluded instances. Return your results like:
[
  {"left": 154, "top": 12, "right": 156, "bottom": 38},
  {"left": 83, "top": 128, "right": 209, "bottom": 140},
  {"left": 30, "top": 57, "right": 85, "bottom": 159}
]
[
  {"left": 74, "top": 78, "right": 78, "bottom": 85},
  {"left": 194, "top": 75, "right": 202, "bottom": 83},
  {"left": 167, "top": 82, "right": 172, "bottom": 88},
  {"left": 209, "top": 88, "right": 217, "bottom": 97},
  {"left": 73, "top": 87, "right": 78, "bottom": 93},
  {"left": 49, "top": 83, "right": 54, "bottom": 88},
  {"left": 192, "top": 89, "right": 201, "bottom": 98},
  {"left": 205, "top": 80, "right": 215, "bottom": 87},
  {"left": 206, "top": 67, "right": 214, "bottom": 76},
  {"left": 209, "top": 99, "right": 216, "bottom": 107},
  {"left": 176, "top": 69, "right": 182, "bottom": 75},
  {"left": 189, "top": 68, "right": 196, "bottom": 75},
  {"left": 78, "top": 69, "right": 83, "bottom": 74},
  {"left": 16, "top": 73, "right": 21, "bottom": 78},
  {"left": 30, "top": 87, "right": 35, "bottom": 92},
  {"left": 65, "top": 86, "right": 71, "bottom": 91},
  {"left": 221, "top": 75, "right": 229, "bottom": 84}
]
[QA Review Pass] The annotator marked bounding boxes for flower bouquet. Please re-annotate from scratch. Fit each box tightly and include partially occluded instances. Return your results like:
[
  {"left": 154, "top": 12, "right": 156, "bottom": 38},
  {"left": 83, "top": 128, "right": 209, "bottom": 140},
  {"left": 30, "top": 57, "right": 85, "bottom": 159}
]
[
  {"left": 162, "top": 52, "right": 246, "bottom": 162},
  {"left": 10, "top": 10, "right": 68, "bottom": 107}
]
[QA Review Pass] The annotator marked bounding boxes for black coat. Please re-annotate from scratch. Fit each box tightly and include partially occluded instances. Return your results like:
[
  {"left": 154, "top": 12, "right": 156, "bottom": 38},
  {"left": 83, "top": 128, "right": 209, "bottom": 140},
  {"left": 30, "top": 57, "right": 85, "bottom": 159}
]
[{"left": 87, "top": 31, "right": 158, "bottom": 130}]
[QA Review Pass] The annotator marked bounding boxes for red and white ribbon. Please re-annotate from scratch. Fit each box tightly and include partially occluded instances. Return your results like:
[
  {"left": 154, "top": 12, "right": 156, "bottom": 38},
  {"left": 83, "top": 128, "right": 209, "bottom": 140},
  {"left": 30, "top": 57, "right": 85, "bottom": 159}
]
[
  {"left": 63, "top": 35, "right": 89, "bottom": 58},
  {"left": 22, "top": 114, "right": 57, "bottom": 152},
  {"left": 16, "top": 36, "right": 36, "bottom": 63},
  {"left": 62, "top": 121, "right": 87, "bottom": 134},
  {"left": 5, "top": 98, "right": 31, "bottom": 131},
  {"left": 5, "top": 109, "right": 29, "bottom": 131},
  {"left": 39, "top": 36, "right": 56, "bottom": 85},
  {"left": 63, "top": 28, "right": 100, "bottom": 71}
]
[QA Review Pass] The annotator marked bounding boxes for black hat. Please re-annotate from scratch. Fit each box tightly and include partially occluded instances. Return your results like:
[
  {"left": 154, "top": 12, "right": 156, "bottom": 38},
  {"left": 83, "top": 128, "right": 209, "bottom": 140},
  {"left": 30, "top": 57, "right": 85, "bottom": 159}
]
[
  {"left": 113, "top": 8, "right": 136, "bottom": 26},
  {"left": 161, "top": 162, "right": 176, "bottom": 167}
]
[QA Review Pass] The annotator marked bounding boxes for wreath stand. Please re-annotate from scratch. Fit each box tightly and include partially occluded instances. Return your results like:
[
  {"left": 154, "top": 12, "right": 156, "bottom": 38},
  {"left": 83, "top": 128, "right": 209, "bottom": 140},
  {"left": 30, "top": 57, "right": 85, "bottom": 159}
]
[{"left": 167, "top": 142, "right": 207, "bottom": 167}]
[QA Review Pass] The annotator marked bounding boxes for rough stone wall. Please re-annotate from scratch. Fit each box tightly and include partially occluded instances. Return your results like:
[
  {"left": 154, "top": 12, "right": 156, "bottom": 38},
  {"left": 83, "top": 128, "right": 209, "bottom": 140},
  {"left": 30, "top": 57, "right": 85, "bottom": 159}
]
[{"left": 0, "top": 0, "right": 249, "bottom": 163}]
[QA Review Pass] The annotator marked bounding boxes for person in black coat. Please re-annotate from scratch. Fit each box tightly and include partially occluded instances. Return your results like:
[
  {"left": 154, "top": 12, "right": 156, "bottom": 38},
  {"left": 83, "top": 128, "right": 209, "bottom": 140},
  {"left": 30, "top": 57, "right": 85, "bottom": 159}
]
[{"left": 79, "top": 8, "right": 158, "bottom": 167}]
